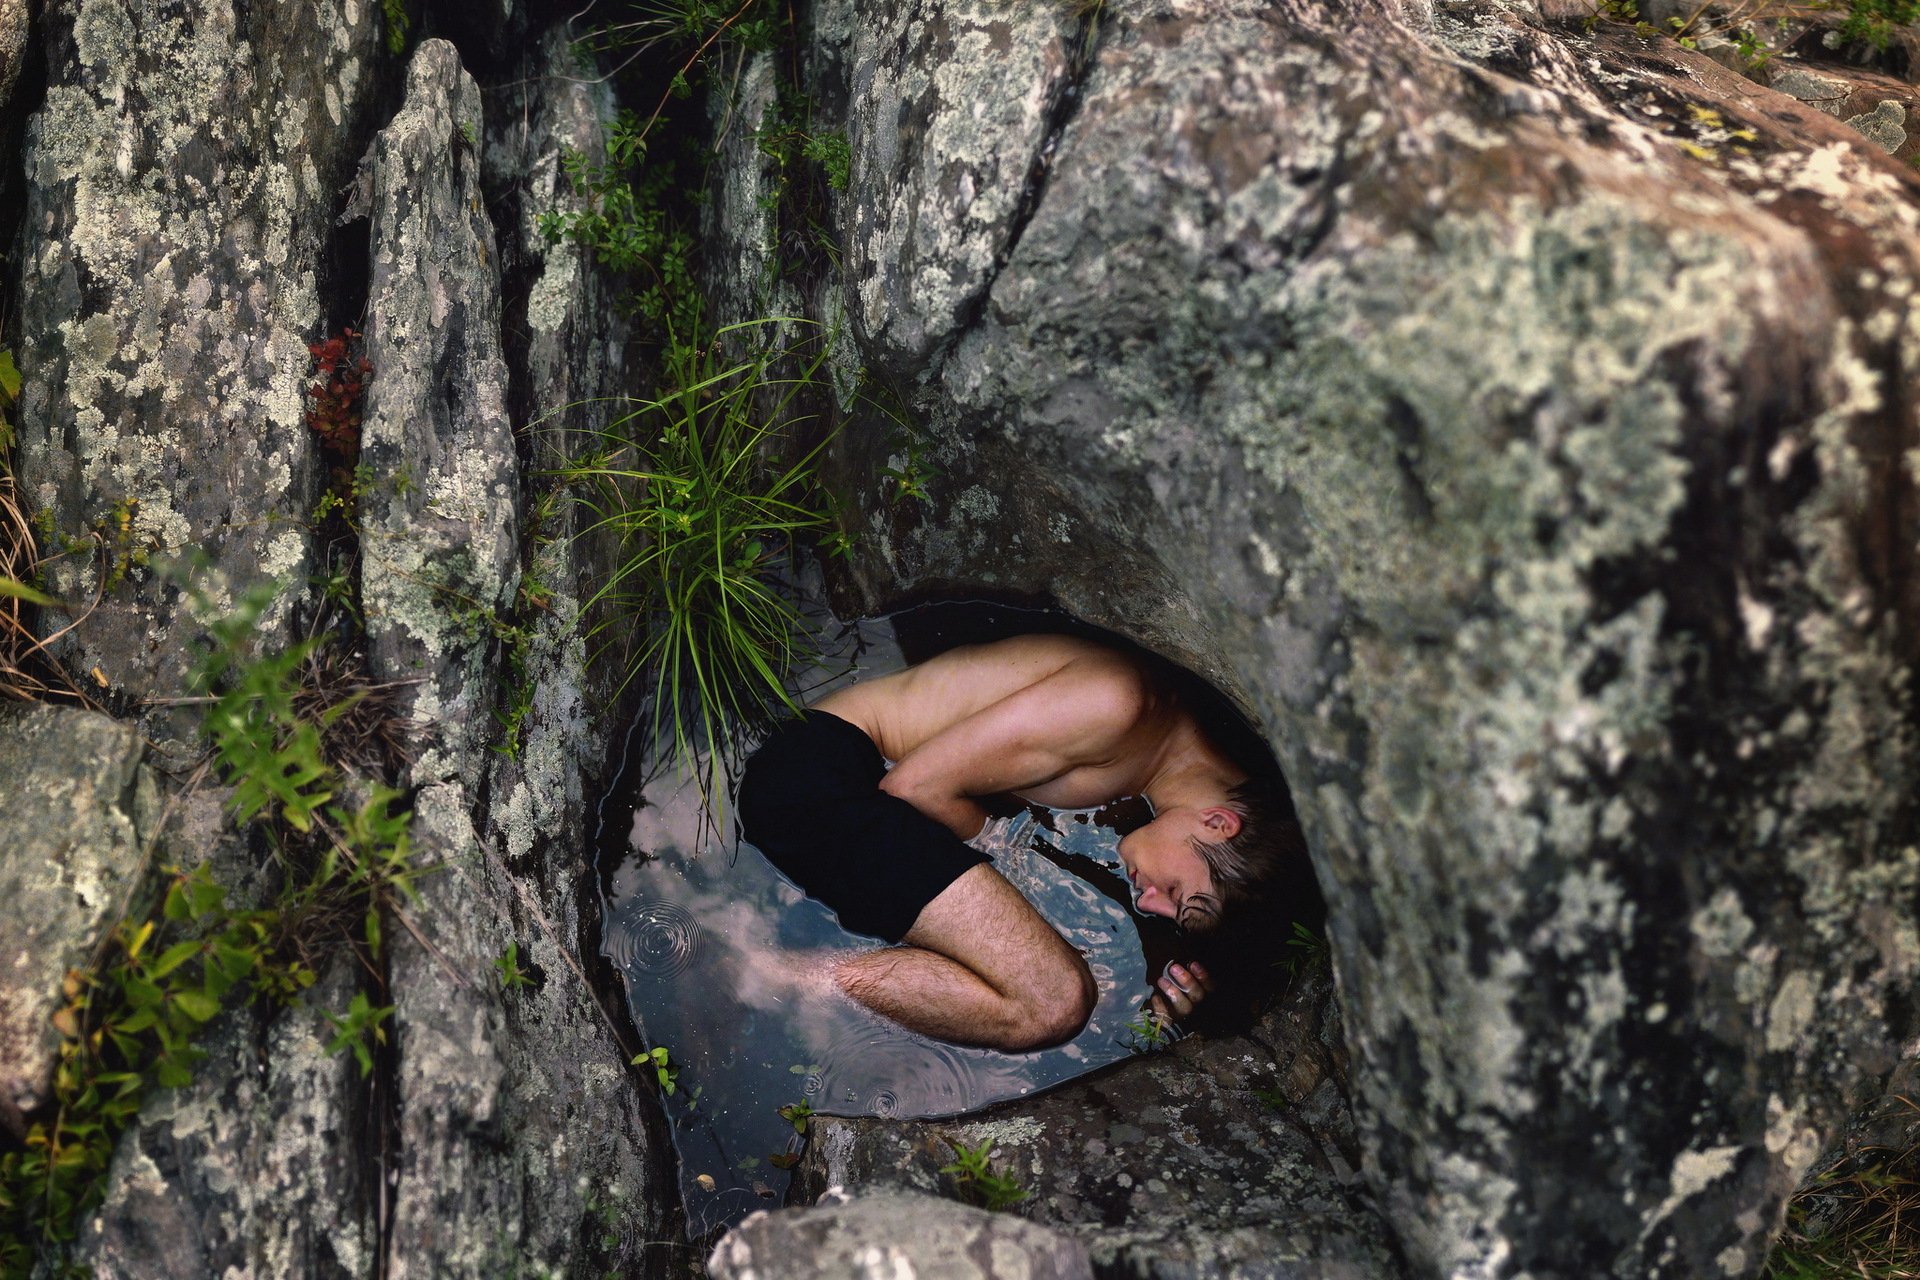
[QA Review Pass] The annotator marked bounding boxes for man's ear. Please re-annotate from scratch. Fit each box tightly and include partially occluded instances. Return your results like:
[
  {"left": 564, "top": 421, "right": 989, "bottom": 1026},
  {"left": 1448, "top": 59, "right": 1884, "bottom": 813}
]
[{"left": 1199, "top": 805, "right": 1242, "bottom": 839}]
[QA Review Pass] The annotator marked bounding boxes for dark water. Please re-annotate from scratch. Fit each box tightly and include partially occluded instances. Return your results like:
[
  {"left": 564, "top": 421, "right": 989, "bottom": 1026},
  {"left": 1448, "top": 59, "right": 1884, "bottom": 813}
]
[{"left": 599, "top": 591, "right": 1200, "bottom": 1235}]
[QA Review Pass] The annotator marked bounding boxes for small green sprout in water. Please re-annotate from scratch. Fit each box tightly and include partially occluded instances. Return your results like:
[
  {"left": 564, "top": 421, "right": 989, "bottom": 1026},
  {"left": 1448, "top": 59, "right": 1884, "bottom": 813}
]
[
  {"left": 493, "top": 941, "right": 533, "bottom": 990},
  {"left": 1122, "top": 1009, "right": 1173, "bottom": 1054},
  {"left": 633, "top": 1044, "right": 678, "bottom": 1095},
  {"left": 325, "top": 993, "right": 395, "bottom": 1077},
  {"left": 777, "top": 1098, "right": 812, "bottom": 1135},
  {"left": 940, "top": 1137, "right": 1029, "bottom": 1213}
]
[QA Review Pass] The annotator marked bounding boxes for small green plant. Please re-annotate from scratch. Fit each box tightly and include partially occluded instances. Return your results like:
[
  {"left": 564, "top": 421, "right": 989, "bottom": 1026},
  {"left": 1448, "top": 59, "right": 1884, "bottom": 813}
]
[
  {"left": 1840, "top": 0, "right": 1920, "bottom": 47},
  {"left": 1278, "top": 920, "right": 1330, "bottom": 978},
  {"left": 940, "top": 1137, "right": 1028, "bottom": 1212},
  {"left": 0, "top": 579, "right": 417, "bottom": 1274},
  {"left": 494, "top": 941, "right": 534, "bottom": 990},
  {"left": 1121, "top": 1009, "right": 1173, "bottom": 1054},
  {"left": 777, "top": 1098, "right": 812, "bottom": 1135},
  {"left": 633, "top": 1044, "right": 679, "bottom": 1095},
  {"left": 324, "top": 992, "right": 395, "bottom": 1077},
  {"left": 539, "top": 109, "right": 703, "bottom": 334},
  {"left": 0, "top": 349, "right": 19, "bottom": 456},
  {"left": 381, "top": 0, "right": 409, "bottom": 54}
]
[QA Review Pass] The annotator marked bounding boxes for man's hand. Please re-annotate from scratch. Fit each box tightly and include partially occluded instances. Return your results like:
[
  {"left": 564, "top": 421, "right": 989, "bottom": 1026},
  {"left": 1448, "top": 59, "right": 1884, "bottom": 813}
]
[{"left": 1147, "top": 960, "right": 1211, "bottom": 1025}]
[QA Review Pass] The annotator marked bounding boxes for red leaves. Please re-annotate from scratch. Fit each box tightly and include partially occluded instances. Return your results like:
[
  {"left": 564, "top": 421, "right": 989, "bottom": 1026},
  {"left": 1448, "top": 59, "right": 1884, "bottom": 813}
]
[{"left": 305, "top": 328, "right": 373, "bottom": 456}]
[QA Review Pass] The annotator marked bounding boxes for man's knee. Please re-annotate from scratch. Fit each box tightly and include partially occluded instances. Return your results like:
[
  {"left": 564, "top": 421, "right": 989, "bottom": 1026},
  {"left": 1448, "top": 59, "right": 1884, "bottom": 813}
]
[{"left": 1003, "top": 950, "right": 1095, "bottom": 1051}]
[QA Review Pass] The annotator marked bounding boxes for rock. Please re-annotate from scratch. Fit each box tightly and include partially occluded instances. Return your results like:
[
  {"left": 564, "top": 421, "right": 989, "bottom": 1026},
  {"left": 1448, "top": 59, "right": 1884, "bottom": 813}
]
[
  {"left": 708, "top": 1190, "right": 1096, "bottom": 1280},
  {"left": 11, "top": 0, "right": 386, "bottom": 719},
  {"left": 75, "top": 954, "right": 378, "bottom": 1280},
  {"left": 1770, "top": 62, "right": 1920, "bottom": 164},
  {"left": 0, "top": 0, "right": 27, "bottom": 114},
  {"left": 0, "top": 704, "right": 150, "bottom": 1131},
  {"left": 732, "top": 0, "right": 1920, "bottom": 1274},
  {"left": 793, "top": 968, "right": 1405, "bottom": 1279},
  {"left": 359, "top": 39, "right": 674, "bottom": 1279},
  {"left": 360, "top": 38, "right": 520, "bottom": 791},
  {"left": 42, "top": 22, "right": 679, "bottom": 1280},
  {"left": 810, "top": 0, "right": 1090, "bottom": 379}
]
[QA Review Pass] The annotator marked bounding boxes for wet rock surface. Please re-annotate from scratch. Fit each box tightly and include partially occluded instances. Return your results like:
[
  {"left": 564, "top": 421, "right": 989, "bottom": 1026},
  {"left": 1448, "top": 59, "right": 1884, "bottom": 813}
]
[
  {"left": 786, "top": 968, "right": 1406, "bottom": 1280},
  {"left": 0, "top": 704, "right": 150, "bottom": 1130},
  {"left": 714, "top": 0, "right": 1920, "bottom": 1274},
  {"left": 709, "top": 1190, "right": 1097, "bottom": 1280}
]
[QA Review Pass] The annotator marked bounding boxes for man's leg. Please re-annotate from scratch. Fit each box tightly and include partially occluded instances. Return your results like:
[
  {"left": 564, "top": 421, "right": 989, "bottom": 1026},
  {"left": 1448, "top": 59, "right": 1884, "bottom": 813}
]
[{"left": 832, "top": 864, "right": 1096, "bottom": 1052}]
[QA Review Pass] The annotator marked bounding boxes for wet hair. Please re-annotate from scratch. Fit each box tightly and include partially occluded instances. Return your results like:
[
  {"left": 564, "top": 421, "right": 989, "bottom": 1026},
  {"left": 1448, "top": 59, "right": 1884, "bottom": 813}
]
[{"left": 1179, "top": 775, "right": 1305, "bottom": 934}]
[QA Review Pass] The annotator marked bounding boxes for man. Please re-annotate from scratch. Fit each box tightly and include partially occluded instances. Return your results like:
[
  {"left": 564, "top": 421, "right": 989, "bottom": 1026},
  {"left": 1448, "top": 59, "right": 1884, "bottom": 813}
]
[{"left": 738, "top": 632, "right": 1299, "bottom": 1052}]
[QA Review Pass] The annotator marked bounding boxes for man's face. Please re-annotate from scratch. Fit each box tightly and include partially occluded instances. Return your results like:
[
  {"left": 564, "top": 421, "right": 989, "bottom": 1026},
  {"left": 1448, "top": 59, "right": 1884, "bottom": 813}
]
[{"left": 1116, "top": 810, "right": 1221, "bottom": 928}]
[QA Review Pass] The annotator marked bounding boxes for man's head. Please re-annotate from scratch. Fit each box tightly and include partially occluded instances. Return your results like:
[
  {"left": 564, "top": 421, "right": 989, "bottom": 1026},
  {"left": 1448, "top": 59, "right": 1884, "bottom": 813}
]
[{"left": 1116, "top": 775, "right": 1303, "bottom": 933}]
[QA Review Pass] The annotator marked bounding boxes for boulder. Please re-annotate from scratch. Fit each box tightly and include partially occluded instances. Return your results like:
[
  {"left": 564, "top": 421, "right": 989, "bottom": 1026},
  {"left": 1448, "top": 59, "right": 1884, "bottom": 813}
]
[
  {"left": 1769, "top": 61, "right": 1920, "bottom": 163},
  {"left": 11, "top": 0, "right": 386, "bottom": 721},
  {"left": 355, "top": 38, "right": 676, "bottom": 1280},
  {"left": 793, "top": 967, "right": 1406, "bottom": 1279},
  {"left": 708, "top": 1190, "right": 1096, "bottom": 1280},
  {"left": 31, "top": 20, "right": 680, "bottom": 1280},
  {"left": 76, "top": 954, "right": 379, "bottom": 1280},
  {"left": 0, "top": 704, "right": 151, "bottom": 1131},
  {"left": 725, "top": 0, "right": 1920, "bottom": 1274}
]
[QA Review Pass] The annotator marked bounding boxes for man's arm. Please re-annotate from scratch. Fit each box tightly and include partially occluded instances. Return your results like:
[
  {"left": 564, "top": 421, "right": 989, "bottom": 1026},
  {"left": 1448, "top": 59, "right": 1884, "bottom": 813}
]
[{"left": 877, "top": 657, "right": 1147, "bottom": 839}]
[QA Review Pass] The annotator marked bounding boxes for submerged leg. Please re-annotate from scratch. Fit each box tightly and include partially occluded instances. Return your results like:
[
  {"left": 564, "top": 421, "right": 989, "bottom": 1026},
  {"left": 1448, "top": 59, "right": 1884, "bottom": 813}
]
[{"left": 832, "top": 864, "right": 1095, "bottom": 1052}]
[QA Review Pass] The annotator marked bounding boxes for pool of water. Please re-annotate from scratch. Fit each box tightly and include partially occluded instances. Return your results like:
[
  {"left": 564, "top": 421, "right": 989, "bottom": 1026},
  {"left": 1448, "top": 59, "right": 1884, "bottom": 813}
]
[{"left": 598, "top": 590, "right": 1197, "bottom": 1235}]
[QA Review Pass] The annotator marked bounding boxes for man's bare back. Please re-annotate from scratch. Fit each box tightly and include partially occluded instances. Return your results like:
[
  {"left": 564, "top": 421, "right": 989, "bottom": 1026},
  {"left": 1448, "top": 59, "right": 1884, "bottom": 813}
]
[{"left": 741, "top": 633, "right": 1244, "bottom": 1050}]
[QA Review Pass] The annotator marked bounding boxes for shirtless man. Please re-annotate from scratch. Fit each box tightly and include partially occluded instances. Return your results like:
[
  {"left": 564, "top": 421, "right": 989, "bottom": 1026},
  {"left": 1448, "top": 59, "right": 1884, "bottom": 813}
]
[{"left": 738, "top": 633, "right": 1298, "bottom": 1052}]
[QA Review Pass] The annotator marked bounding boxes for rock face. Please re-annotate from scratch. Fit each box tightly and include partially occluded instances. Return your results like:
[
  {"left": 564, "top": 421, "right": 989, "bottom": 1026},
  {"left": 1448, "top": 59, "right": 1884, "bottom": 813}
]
[
  {"left": 0, "top": 705, "right": 150, "bottom": 1131},
  {"left": 787, "top": 968, "right": 1406, "bottom": 1280},
  {"left": 708, "top": 1191, "right": 1097, "bottom": 1280},
  {"left": 725, "top": 0, "right": 1920, "bottom": 1275},
  {"left": 355, "top": 40, "right": 677, "bottom": 1279},
  {"left": 9, "top": 13, "right": 681, "bottom": 1279},
  {"left": 12, "top": 0, "right": 385, "bottom": 714}
]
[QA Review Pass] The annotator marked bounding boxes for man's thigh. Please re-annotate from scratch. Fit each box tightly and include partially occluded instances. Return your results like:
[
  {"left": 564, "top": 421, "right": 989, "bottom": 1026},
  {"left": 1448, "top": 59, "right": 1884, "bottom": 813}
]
[{"left": 902, "top": 863, "right": 1090, "bottom": 998}]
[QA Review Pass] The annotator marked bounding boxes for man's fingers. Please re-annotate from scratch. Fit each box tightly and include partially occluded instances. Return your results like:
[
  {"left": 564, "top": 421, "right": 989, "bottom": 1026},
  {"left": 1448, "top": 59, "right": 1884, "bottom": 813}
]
[{"left": 1154, "top": 963, "right": 1206, "bottom": 1019}]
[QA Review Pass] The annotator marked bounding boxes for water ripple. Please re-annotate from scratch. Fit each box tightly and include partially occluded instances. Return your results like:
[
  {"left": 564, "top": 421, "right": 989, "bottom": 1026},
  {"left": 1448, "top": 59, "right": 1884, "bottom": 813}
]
[{"left": 608, "top": 899, "right": 702, "bottom": 980}]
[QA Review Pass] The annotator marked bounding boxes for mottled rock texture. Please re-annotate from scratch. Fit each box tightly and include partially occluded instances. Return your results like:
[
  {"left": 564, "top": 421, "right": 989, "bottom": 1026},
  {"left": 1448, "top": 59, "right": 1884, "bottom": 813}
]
[
  {"left": 720, "top": 0, "right": 1920, "bottom": 1275},
  {"left": 0, "top": 704, "right": 150, "bottom": 1129},
  {"left": 353, "top": 37, "right": 677, "bottom": 1280},
  {"left": 791, "top": 967, "right": 1406, "bottom": 1280},
  {"left": 1769, "top": 62, "right": 1920, "bottom": 164},
  {"left": 11, "top": 14, "right": 680, "bottom": 1279},
  {"left": 709, "top": 1191, "right": 1096, "bottom": 1280},
  {"left": 13, "top": 0, "right": 385, "bottom": 715}
]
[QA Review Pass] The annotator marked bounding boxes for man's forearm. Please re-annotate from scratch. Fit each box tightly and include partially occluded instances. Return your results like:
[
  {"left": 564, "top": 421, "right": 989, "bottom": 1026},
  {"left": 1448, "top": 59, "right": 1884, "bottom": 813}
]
[{"left": 877, "top": 770, "right": 990, "bottom": 840}]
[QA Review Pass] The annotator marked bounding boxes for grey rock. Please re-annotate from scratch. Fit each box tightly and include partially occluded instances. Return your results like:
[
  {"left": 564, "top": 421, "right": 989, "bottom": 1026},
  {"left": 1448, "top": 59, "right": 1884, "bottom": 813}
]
[
  {"left": 54, "top": 24, "right": 679, "bottom": 1280},
  {"left": 360, "top": 38, "right": 521, "bottom": 793},
  {"left": 0, "top": 0, "right": 27, "bottom": 113},
  {"left": 708, "top": 1191, "right": 1096, "bottom": 1280},
  {"left": 1844, "top": 100, "right": 1908, "bottom": 154},
  {"left": 12, "top": 0, "right": 385, "bottom": 718},
  {"left": 795, "top": 969, "right": 1404, "bottom": 1280},
  {"left": 812, "top": 0, "right": 1090, "bottom": 380},
  {"left": 361, "top": 39, "right": 675, "bottom": 1280},
  {"left": 75, "top": 955, "right": 377, "bottom": 1280},
  {"left": 0, "top": 704, "right": 150, "bottom": 1129},
  {"left": 725, "top": 1, "right": 1920, "bottom": 1274}
]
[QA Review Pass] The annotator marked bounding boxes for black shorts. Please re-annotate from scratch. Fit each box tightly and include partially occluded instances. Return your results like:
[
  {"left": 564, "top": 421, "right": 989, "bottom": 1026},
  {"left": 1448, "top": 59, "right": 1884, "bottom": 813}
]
[{"left": 737, "top": 711, "right": 989, "bottom": 942}]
